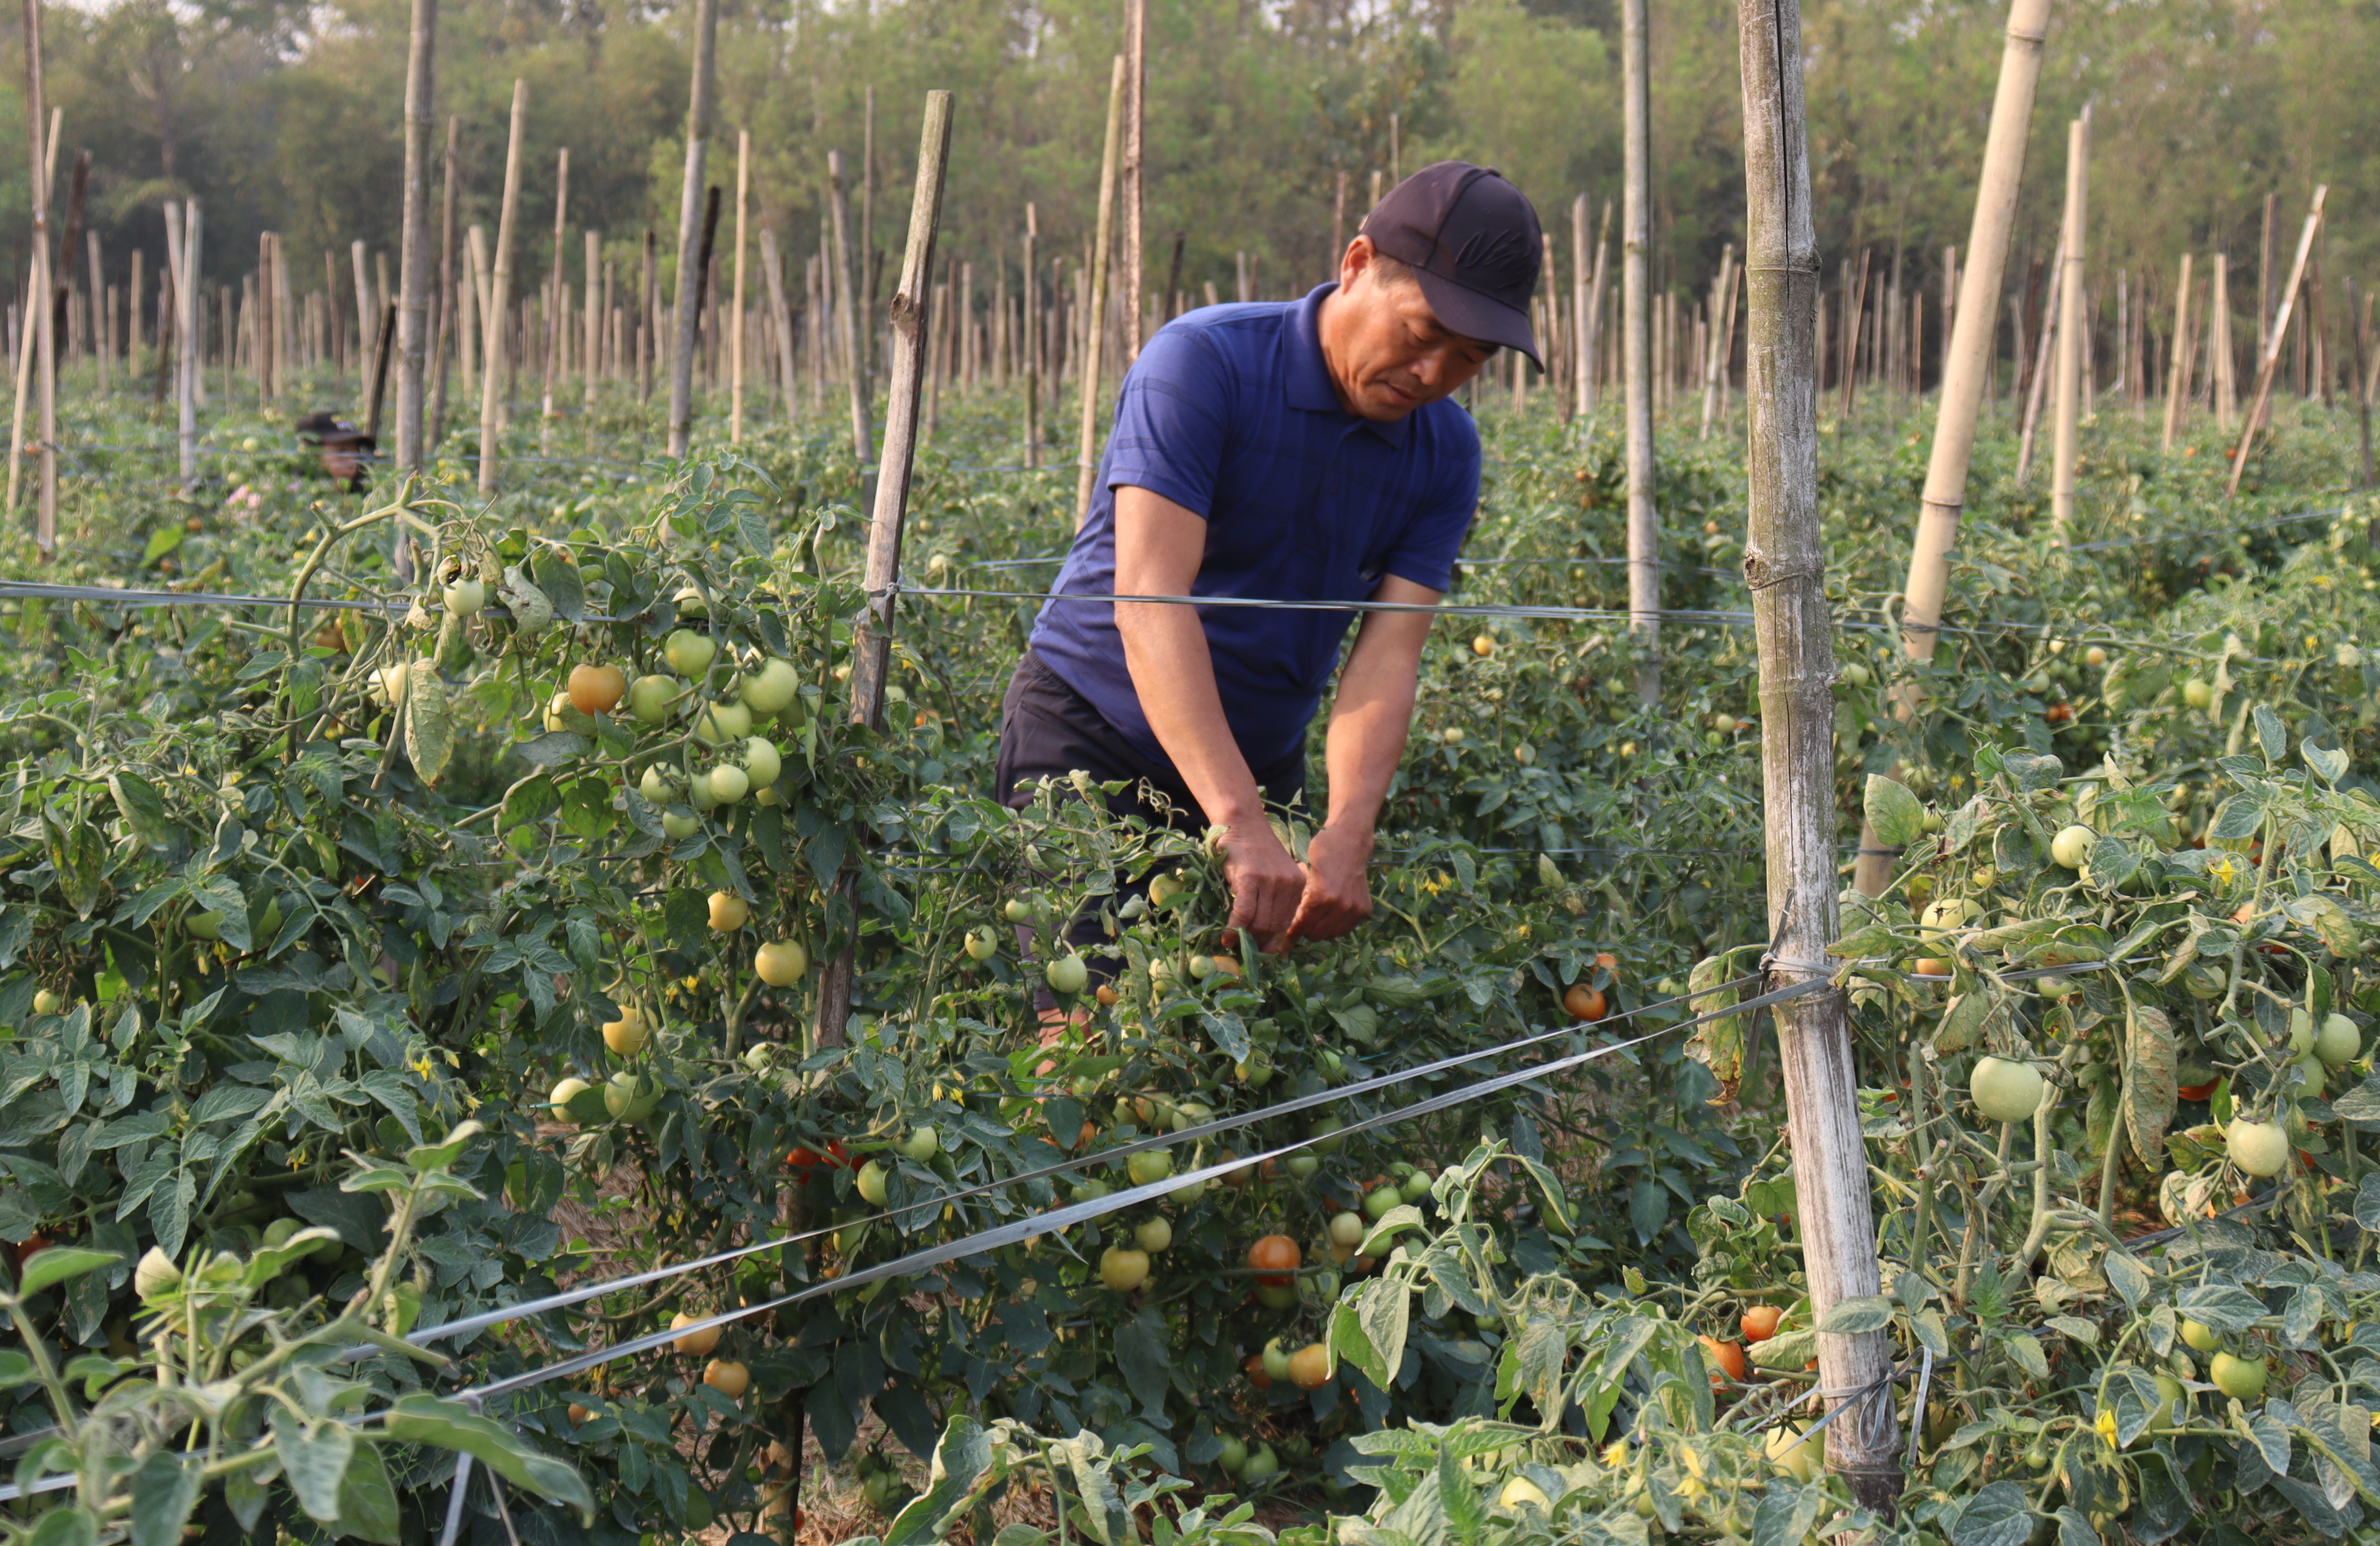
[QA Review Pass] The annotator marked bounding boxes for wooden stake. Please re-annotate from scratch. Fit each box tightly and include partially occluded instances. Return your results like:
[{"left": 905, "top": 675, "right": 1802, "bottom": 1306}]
[
  {"left": 1738, "top": 0, "right": 1900, "bottom": 1508},
  {"left": 827, "top": 150, "right": 874, "bottom": 476},
  {"left": 728, "top": 129, "right": 749, "bottom": 440},
  {"left": 666, "top": 0, "right": 719, "bottom": 457},
  {"left": 15, "top": 49, "right": 56, "bottom": 550},
  {"left": 2160, "top": 252, "right": 2193, "bottom": 452},
  {"left": 479, "top": 79, "right": 528, "bottom": 496},
  {"left": 1023, "top": 203, "right": 1039, "bottom": 468},
  {"left": 1620, "top": 0, "right": 1658, "bottom": 705},
  {"left": 2227, "top": 186, "right": 2327, "bottom": 496},
  {"left": 1699, "top": 243, "right": 1735, "bottom": 439},
  {"left": 816, "top": 90, "right": 954, "bottom": 1054},
  {"left": 640, "top": 230, "right": 656, "bottom": 404},
  {"left": 2050, "top": 113, "right": 2087, "bottom": 534},
  {"left": 431, "top": 115, "right": 460, "bottom": 449},
  {"left": 542, "top": 148, "right": 569, "bottom": 439},
  {"left": 584, "top": 228, "right": 600, "bottom": 421},
  {"left": 1122, "top": 0, "right": 1145, "bottom": 366},
  {"left": 2211, "top": 252, "right": 2236, "bottom": 430},
  {"left": 2348, "top": 276, "right": 2373, "bottom": 489},
  {"left": 760, "top": 227, "right": 798, "bottom": 413},
  {"left": 175, "top": 200, "right": 201, "bottom": 486},
  {"left": 394, "top": 0, "right": 438, "bottom": 476},
  {"left": 1855, "top": 0, "right": 2054, "bottom": 898},
  {"left": 1074, "top": 55, "right": 1126, "bottom": 529}
]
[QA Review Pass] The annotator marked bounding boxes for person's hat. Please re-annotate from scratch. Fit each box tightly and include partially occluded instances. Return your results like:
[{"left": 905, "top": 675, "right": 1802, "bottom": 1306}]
[{"left": 1361, "top": 162, "right": 1543, "bottom": 366}]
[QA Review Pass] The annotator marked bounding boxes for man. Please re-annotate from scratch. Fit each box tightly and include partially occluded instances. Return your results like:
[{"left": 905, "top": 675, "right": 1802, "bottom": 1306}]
[{"left": 998, "top": 161, "right": 1542, "bottom": 957}]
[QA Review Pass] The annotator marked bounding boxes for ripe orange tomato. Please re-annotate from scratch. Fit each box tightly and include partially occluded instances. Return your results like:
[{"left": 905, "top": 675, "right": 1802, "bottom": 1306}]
[
  {"left": 1595, "top": 951, "right": 1619, "bottom": 976},
  {"left": 2177, "top": 1081, "right": 2219, "bottom": 1102},
  {"left": 1247, "top": 1234, "right": 1301, "bottom": 1287},
  {"left": 1699, "top": 1335, "right": 1748, "bottom": 1385},
  {"left": 1740, "top": 1305, "right": 1782, "bottom": 1345},
  {"left": 1243, "top": 1353, "right": 1272, "bottom": 1390},
  {"left": 568, "top": 663, "right": 628, "bottom": 715},
  {"left": 1563, "top": 985, "right": 1607, "bottom": 1022},
  {"left": 2044, "top": 702, "right": 2074, "bottom": 725},
  {"left": 1288, "top": 1343, "right": 1332, "bottom": 1390}
]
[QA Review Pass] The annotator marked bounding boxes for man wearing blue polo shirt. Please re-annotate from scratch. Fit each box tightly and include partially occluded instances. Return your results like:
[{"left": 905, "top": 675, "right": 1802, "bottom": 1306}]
[{"left": 998, "top": 163, "right": 1543, "bottom": 957}]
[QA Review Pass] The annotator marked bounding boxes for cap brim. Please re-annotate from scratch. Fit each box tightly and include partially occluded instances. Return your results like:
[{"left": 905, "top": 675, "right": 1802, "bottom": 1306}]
[{"left": 1416, "top": 270, "right": 1540, "bottom": 368}]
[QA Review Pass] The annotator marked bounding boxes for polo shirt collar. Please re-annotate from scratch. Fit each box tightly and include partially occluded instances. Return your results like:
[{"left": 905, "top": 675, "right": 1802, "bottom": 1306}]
[{"left": 1283, "top": 284, "right": 1410, "bottom": 448}]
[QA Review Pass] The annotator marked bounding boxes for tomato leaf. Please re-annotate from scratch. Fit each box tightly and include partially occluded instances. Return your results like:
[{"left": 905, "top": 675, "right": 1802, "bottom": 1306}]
[
  {"left": 1863, "top": 775, "right": 1925, "bottom": 849},
  {"left": 1949, "top": 1480, "right": 2035, "bottom": 1546},
  {"left": 16, "top": 1247, "right": 120, "bottom": 1299},
  {"left": 2125, "top": 1004, "right": 2179, "bottom": 1165},
  {"left": 1815, "top": 1294, "right": 1893, "bottom": 1335}
]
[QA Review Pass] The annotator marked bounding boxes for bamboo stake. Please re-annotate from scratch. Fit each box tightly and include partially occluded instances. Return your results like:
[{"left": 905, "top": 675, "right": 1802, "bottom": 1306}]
[
  {"left": 431, "top": 116, "right": 460, "bottom": 450},
  {"left": 666, "top": 0, "right": 719, "bottom": 457},
  {"left": 542, "top": 149, "right": 568, "bottom": 441},
  {"left": 827, "top": 150, "right": 874, "bottom": 476},
  {"left": 2160, "top": 252, "right": 2193, "bottom": 452},
  {"left": 1737, "top": 0, "right": 1900, "bottom": 1508},
  {"left": 730, "top": 128, "right": 749, "bottom": 441},
  {"left": 394, "top": 0, "right": 437, "bottom": 476},
  {"left": 761, "top": 227, "right": 798, "bottom": 413},
  {"left": 640, "top": 230, "right": 656, "bottom": 405},
  {"left": 176, "top": 200, "right": 200, "bottom": 487},
  {"left": 2050, "top": 113, "right": 2087, "bottom": 535},
  {"left": 1023, "top": 204, "right": 1040, "bottom": 468},
  {"left": 583, "top": 229, "right": 600, "bottom": 420},
  {"left": 464, "top": 225, "right": 487, "bottom": 409},
  {"left": 1075, "top": 56, "right": 1126, "bottom": 529},
  {"left": 87, "top": 231, "right": 102, "bottom": 396},
  {"left": 478, "top": 80, "right": 528, "bottom": 496},
  {"left": 816, "top": 90, "right": 953, "bottom": 1055},
  {"left": 1855, "top": 0, "right": 2053, "bottom": 897},
  {"left": 860, "top": 86, "right": 875, "bottom": 393},
  {"left": 1699, "top": 243, "right": 1736, "bottom": 439},
  {"left": 2211, "top": 252, "right": 2236, "bottom": 430},
  {"left": 2349, "top": 276, "right": 2373, "bottom": 489},
  {"left": 16, "top": 37, "right": 56, "bottom": 552},
  {"left": 1620, "top": 0, "right": 1658, "bottom": 704},
  {"left": 2227, "top": 186, "right": 2327, "bottom": 496},
  {"left": 1121, "top": 0, "right": 1145, "bottom": 366}
]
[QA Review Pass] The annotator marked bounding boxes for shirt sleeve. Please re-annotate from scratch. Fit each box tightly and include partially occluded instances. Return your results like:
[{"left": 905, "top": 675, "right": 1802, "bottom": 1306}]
[
  {"left": 1377, "top": 409, "right": 1481, "bottom": 593},
  {"left": 1100, "top": 324, "right": 1235, "bottom": 519}
]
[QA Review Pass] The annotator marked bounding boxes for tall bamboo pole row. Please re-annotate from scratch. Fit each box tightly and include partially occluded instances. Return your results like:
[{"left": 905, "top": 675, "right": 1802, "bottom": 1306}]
[
  {"left": 1736, "top": 0, "right": 1902, "bottom": 1506},
  {"left": 828, "top": 151, "right": 873, "bottom": 478},
  {"left": 1074, "top": 56, "right": 1126, "bottom": 529},
  {"left": 731, "top": 128, "right": 750, "bottom": 442},
  {"left": 666, "top": 0, "right": 720, "bottom": 458},
  {"left": 2050, "top": 112, "right": 2088, "bottom": 535},
  {"left": 17, "top": 9, "right": 55, "bottom": 553},
  {"left": 431, "top": 115, "right": 460, "bottom": 449},
  {"left": 1620, "top": 0, "right": 1659, "bottom": 705},
  {"left": 1121, "top": 0, "right": 1146, "bottom": 367},
  {"left": 1854, "top": 0, "right": 2055, "bottom": 898},
  {"left": 175, "top": 200, "right": 201, "bottom": 486},
  {"left": 815, "top": 90, "right": 954, "bottom": 1055},
  {"left": 393, "top": 0, "right": 438, "bottom": 480},
  {"left": 2228, "top": 187, "right": 2327, "bottom": 496},
  {"left": 478, "top": 80, "right": 528, "bottom": 496}
]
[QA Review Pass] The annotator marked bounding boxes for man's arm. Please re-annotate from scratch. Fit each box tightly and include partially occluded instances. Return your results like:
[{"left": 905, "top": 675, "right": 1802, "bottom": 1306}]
[
  {"left": 1112, "top": 484, "right": 1307, "bottom": 949},
  {"left": 1288, "top": 576, "right": 1439, "bottom": 942}
]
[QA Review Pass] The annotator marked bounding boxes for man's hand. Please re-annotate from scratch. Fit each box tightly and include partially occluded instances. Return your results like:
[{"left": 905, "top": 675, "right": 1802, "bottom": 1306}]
[
  {"left": 1288, "top": 823, "right": 1376, "bottom": 943},
  {"left": 1219, "top": 822, "right": 1306, "bottom": 952}
]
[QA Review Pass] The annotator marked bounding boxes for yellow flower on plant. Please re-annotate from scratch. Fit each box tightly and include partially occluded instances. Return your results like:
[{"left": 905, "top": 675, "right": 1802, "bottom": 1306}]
[{"left": 2095, "top": 1406, "right": 2119, "bottom": 1446}]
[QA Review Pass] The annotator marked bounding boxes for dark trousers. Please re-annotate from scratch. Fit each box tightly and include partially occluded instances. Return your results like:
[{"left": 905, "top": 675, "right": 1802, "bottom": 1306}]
[{"left": 994, "top": 650, "right": 1306, "bottom": 976}]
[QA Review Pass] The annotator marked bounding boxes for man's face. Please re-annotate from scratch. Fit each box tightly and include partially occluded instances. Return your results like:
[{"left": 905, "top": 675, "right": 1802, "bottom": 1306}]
[{"left": 1320, "top": 238, "right": 1499, "bottom": 422}]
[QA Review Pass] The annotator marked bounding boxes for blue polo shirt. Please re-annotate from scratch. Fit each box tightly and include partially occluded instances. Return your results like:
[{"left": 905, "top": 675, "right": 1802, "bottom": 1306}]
[{"left": 1029, "top": 283, "right": 1480, "bottom": 771}]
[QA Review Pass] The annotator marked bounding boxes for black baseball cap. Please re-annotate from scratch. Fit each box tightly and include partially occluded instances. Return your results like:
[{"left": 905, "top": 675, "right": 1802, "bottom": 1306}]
[{"left": 1361, "top": 161, "right": 1543, "bottom": 366}]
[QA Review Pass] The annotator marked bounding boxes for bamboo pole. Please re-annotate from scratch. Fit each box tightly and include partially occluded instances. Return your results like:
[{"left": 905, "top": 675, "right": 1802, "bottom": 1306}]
[
  {"left": 666, "top": 0, "right": 719, "bottom": 457},
  {"left": 1737, "top": 0, "right": 1901, "bottom": 1509},
  {"left": 394, "top": 0, "right": 437, "bottom": 475},
  {"left": 1699, "top": 243, "right": 1736, "bottom": 439},
  {"left": 8, "top": 107, "right": 61, "bottom": 524},
  {"left": 761, "top": 227, "right": 798, "bottom": 413},
  {"left": 1569, "top": 195, "right": 1589, "bottom": 419},
  {"left": 16, "top": 34, "right": 56, "bottom": 553},
  {"left": 1854, "top": 0, "right": 2054, "bottom": 898},
  {"left": 542, "top": 149, "right": 568, "bottom": 440},
  {"left": 730, "top": 128, "right": 749, "bottom": 442},
  {"left": 2160, "top": 252, "right": 2193, "bottom": 451},
  {"left": 1074, "top": 56, "right": 1126, "bottom": 529},
  {"left": 1023, "top": 204, "right": 1040, "bottom": 468},
  {"left": 478, "top": 80, "right": 528, "bottom": 496},
  {"left": 1620, "top": 0, "right": 1658, "bottom": 704},
  {"left": 640, "top": 230, "right": 656, "bottom": 405},
  {"left": 431, "top": 116, "right": 460, "bottom": 450},
  {"left": 816, "top": 90, "right": 954, "bottom": 1055},
  {"left": 2227, "top": 186, "right": 2327, "bottom": 496},
  {"left": 827, "top": 150, "right": 873, "bottom": 476},
  {"left": 2211, "top": 252, "right": 2236, "bottom": 430},
  {"left": 176, "top": 200, "right": 200, "bottom": 486},
  {"left": 860, "top": 86, "right": 875, "bottom": 394},
  {"left": 2050, "top": 113, "right": 2087, "bottom": 535},
  {"left": 1121, "top": 0, "right": 1145, "bottom": 366},
  {"left": 583, "top": 229, "right": 600, "bottom": 420},
  {"left": 2350, "top": 277, "right": 2372, "bottom": 488}
]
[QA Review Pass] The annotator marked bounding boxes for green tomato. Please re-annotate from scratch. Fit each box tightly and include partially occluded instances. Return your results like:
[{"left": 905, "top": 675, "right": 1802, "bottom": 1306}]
[
  {"left": 1134, "top": 1217, "right": 1173, "bottom": 1253},
  {"left": 741, "top": 736, "right": 782, "bottom": 790},
  {"left": 738, "top": 657, "right": 802, "bottom": 715},
  {"left": 1970, "top": 1057, "right": 2045, "bottom": 1123},
  {"left": 628, "top": 674, "right": 678, "bottom": 724},
  {"left": 1363, "top": 1185, "right": 1403, "bottom": 1221},
  {"left": 1308, "top": 1117, "right": 1345, "bottom": 1155},
  {"left": 664, "top": 629, "right": 717, "bottom": 678},
  {"left": 1218, "top": 1436, "right": 1247, "bottom": 1475},
  {"left": 1242, "top": 1444, "right": 1278, "bottom": 1481},
  {"left": 1399, "top": 1168, "right": 1434, "bottom": 1204},
  {"left": 443, "top": 578, "right": 486, "bottom": 617},
  {"left": 900, "top": 1126, "right": 939, "bottom": 1162},
  {"left": 1045, "top": 955, "right": 1089, "bottom": 995},
  {"left": 2318, "top": 1012, "right": 2361, "bottom": 1066},
  {"left": 707, "top": 765, "right": 751, "bottom": 805},
  {"left": 661, "top": 810, "right": 702, "bottom": 840},
  {"left": 1126, "top": 1149, "right": 1174, "bottom": 1186},
  {"left": 639, "top": 765, "right": 679, "bottom": 805},
  {"left": 2180, "top": 1318, "right": 2219, "bottom": 1352},
  {"left": 963, "top": 931, "right": 998, "bottom": 962},
  {"left": 1262, "top": 1339, "right": 1293, "bottom": 1380},
  {"left": 856, "top": 1160, "right": 891, "bottom": 1206},
  {"left": 694, "top": 699, "right": 754, "bottom": 745},
  {"left": 2050, "top": 824, "right": 2096, "bottom": 869}
]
